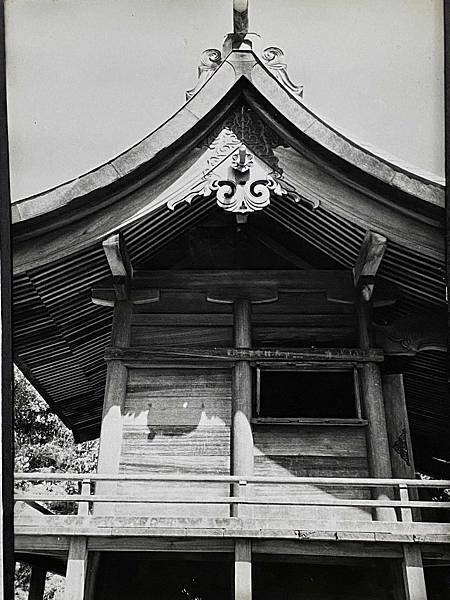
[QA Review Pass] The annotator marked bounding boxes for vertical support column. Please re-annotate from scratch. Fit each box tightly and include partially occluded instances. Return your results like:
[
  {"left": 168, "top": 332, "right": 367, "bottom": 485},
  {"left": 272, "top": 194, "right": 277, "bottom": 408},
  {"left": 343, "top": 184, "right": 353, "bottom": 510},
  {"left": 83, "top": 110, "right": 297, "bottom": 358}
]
[
  {"left": 383, "top": 373, "right": 420, "bottom": 519},
  {"left": 356, "top": 299, "right": 395, "bottom": 521},
  {"left": 28, "top": 566, "right": 46, "bottom": 600},
  {"left": 383, "top": 373, "right": 416, "bottom": 479},
  {"left": 235, "top": 539, "right": 252, "bottom": 600},
  {"left": 232, "top": 299, "right": 253, "bottom": 517},
  {"left": 64, "top": 537, "right": 88, "bottom": 600},
  {"left": 84, "top": 552, "right": 101, "bottom": 600},
  {"left": 402, "top": 545, "right": 428, "bottom": 600},
  {"left": 95, "top": 300, "right": 132, "bottom": 515}
]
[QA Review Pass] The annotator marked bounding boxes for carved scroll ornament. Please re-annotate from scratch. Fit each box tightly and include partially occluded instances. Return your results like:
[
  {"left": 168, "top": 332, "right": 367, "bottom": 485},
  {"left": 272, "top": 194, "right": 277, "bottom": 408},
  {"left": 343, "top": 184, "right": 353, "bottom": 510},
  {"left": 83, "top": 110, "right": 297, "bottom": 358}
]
[
  {"left": 262, "top": 47, "right": 303, "bottom": 98},
  {"left": 168, "top": 128, "right": 318, "bottom": 216},
  {"left": 375, "top": 313, "right": 446, "bottom": 356},
  {"left": 186, "top": 48, "right": 222, "bottom": 101}
]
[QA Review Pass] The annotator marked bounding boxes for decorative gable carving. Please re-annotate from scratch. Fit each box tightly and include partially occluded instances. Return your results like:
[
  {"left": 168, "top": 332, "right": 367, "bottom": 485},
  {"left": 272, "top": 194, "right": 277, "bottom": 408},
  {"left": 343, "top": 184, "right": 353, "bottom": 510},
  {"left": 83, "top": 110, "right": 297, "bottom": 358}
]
[
  {"left": 186, "top": 49, "right": 222, "bottom": 101},
  {"left": 168, "top": 124, "right": 318, "bottom": 219},
  {"left": 199, "top": 103, "right": 288, "bottom": 173}
]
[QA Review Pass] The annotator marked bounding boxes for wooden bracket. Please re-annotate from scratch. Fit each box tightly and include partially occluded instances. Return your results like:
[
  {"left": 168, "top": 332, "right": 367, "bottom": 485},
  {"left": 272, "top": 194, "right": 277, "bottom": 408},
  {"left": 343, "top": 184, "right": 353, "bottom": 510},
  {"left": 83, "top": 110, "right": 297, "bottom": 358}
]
[
  {"left": 102, "top": 233, "right": 133, "bottom": 300},
  {"left": 207, "top": 287, "right": 278, "bottom": 304},
  {"left": 91, "top": 287, "right": 160, "bottom": 307},
  {"left": 327, "top": 279, "right": 398, "bottom": 307},
  {"left": 353, "top": 231, "right": 387, "bottom": 301}
]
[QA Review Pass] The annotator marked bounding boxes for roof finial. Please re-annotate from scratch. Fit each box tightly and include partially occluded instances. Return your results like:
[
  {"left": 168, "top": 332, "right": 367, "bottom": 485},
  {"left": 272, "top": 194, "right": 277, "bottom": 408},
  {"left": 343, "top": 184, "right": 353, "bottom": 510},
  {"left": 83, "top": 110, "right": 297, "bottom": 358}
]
[
  {"left": 233, "top": 0, "right": 248, "bottom": 35},
  {"left": 224, "top": 0, "right": 258, "bottom": 55}
]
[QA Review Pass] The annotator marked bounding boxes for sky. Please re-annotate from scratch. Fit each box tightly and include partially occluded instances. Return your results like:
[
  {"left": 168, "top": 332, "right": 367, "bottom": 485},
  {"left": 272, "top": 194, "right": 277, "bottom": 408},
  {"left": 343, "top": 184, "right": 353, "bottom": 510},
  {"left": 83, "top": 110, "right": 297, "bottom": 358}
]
[{"left": 5, "top": 0, "right": 445, "bottom": 201}]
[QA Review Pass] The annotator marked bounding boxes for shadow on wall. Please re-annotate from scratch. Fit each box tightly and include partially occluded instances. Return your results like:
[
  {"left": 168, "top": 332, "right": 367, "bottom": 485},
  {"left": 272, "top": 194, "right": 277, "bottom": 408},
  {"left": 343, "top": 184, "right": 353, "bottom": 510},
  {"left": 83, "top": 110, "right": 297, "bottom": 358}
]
[{"left": 117, "top": 368, "right": 372, "bottom": 520}]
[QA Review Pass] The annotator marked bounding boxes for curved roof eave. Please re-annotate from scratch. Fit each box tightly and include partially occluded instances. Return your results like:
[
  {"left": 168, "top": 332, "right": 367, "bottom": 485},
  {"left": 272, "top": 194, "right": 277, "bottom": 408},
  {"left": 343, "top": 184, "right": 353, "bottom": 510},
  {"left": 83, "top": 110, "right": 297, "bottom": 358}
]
[{"left": 11, "top": 49, "right": 444, "bottom": 230}]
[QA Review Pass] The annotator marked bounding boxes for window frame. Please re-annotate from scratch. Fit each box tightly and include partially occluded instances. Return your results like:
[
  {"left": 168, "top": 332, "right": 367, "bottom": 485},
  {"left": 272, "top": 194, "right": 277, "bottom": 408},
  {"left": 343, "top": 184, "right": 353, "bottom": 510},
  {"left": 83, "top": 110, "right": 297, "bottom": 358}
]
[{"left": 252, "top": 364, "right": 366, "bottom": 426}]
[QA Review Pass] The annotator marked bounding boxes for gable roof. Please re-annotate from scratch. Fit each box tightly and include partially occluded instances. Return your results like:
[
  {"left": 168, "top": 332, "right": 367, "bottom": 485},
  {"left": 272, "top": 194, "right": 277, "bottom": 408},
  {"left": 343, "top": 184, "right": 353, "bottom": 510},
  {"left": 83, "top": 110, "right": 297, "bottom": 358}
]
[{"left": 12, "top": 49, "right": 444, "bottom": 229}]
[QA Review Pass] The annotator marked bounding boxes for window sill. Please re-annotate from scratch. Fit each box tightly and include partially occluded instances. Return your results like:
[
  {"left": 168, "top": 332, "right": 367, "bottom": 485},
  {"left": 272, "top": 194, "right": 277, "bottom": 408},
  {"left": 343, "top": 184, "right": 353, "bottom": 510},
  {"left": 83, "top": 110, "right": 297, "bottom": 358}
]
[{"left": 250, "top": 418, "right": 368, "bottom": 426}]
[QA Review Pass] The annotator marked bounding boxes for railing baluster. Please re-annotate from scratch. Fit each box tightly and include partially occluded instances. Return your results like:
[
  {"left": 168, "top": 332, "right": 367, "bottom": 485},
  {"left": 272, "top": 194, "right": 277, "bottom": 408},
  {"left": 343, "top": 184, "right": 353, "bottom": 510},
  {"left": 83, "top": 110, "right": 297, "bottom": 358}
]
[
  {"left": 78, "top": 478, "right": 91, "bottom": 516},
  {"left": 399, "top": 483, "right": 413, "bottom": 523},
  {"left": 234, "top": 479, "right": 248, "bottom": 517}
]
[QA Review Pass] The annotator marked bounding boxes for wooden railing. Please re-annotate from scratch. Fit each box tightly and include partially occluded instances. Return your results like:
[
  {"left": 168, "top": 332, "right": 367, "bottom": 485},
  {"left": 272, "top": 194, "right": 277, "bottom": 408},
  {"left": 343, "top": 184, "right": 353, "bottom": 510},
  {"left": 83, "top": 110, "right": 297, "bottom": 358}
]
[{"left": 14, "top": 473, "right": 450, "bottom": 522}]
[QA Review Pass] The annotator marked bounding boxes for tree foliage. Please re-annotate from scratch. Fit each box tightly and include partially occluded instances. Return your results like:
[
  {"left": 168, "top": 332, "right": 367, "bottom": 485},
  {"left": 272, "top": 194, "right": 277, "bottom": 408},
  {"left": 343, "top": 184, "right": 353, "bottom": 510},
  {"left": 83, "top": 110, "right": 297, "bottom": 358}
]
[{"left": 14, "top": 368, "right": 98, "bottom": 599}]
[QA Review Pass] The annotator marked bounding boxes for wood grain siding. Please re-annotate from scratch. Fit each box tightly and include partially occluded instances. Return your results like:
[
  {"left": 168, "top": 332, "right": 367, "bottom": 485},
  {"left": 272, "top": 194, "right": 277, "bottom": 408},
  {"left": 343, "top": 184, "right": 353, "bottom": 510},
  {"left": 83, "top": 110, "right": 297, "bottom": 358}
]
[
  {"left": 252, "top": 425, "right": 371, "bottom": 520},
  {"left": 131, "top": 326, "right": 233, "bottom": 347},
  {"left": 119, "top": 368, "right": 231, "bottom": 517},
  {"left": 130, "top": 291, "right": 233, "bottom": 347},
  {"left": 131, "top": 290, "right": 356, "bottom": 348},
  {"left": 253, "top": 292, "right": 357, "bottom": 347}
]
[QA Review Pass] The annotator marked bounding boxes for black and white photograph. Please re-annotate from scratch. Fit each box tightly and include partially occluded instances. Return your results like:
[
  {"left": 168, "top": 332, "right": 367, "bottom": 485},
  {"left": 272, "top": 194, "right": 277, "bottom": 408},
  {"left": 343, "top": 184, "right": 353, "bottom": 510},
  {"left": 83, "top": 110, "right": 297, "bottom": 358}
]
[{"left": 1, "top": 1, "right": 449, "bottom": 598}]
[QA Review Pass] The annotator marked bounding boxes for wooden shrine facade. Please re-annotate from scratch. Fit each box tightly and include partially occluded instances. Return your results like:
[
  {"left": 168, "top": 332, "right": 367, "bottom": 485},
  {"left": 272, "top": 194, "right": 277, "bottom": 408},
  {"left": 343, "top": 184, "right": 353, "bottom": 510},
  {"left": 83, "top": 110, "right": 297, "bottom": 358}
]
[{"left": 12, "top": 18, "right": 448, "bottom": 600}]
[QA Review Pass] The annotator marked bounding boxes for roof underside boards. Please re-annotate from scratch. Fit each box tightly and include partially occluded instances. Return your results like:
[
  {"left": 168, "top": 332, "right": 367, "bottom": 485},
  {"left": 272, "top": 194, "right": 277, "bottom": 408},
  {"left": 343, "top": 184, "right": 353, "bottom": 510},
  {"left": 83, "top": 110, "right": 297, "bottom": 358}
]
[{"left": 12, "top": 49, "right": 447, "bottom": 474}]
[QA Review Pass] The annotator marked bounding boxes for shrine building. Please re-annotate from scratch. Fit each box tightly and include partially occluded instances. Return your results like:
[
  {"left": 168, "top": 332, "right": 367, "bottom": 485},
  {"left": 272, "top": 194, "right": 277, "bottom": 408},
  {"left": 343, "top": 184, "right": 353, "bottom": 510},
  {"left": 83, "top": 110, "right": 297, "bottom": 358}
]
[{"left": 12, "top": 3, "right": 449, "bottom": 599}]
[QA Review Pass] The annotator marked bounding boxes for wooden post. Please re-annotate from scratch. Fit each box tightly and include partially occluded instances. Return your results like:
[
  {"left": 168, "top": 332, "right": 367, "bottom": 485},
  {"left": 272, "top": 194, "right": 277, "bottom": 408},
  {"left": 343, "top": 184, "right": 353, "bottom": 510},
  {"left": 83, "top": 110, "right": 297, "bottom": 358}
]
[
  {"left": 402, "top": 545, "right": 428, "bottom": 600},
  {"left": 84, "top": 552, "right": 101, "bottom": 600},
  {"left": 356, "top": 298, "right": 395, "bottom": 521},
  {"left": 78, "top": 479, "right": 91, "bottom": 517},
  {"left": 64, "top": 537, "right": 88, "bottom": 600},
  {"left": 383, "top": 373, "right": 416, "bottom": 478},
  {"left": 95, "top": 300, "right": 132, "bottom": 515},
  {"left": 235, "top": 539, "right": 252, "bottom": 600},
  {"left": 28, "top": 566, "right": 46, "bottom": 600},
  {"left": 232, "top": 299, "right": 253, "bottom": 517}
]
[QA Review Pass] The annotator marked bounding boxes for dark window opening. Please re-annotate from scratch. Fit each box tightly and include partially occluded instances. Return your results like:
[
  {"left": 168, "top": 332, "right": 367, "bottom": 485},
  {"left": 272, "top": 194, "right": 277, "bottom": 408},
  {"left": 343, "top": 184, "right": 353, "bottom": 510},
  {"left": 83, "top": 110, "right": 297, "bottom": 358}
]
[{"left": 256, "top": 370, "right": 358, "bottom": 419}]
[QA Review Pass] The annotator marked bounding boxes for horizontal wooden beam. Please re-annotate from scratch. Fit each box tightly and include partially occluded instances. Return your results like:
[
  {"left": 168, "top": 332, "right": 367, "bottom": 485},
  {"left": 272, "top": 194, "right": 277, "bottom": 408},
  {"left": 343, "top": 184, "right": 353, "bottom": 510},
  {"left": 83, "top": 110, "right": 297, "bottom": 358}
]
[
  {"left": 104, "top": 346, "right": 384, "bottom": 364},
  {"left": 252, "top": 539, "right": 402, "bottom": 558},
  {"left": 14, "top": 516, "right": 450, "bottom": 544},
  {"left": 14, "top": 473, "right": 450, "bottom": 487},
  {"left": 15, "top": 552, "right": 66, "bottom": 577},
  {"left": 88, "top": 537, "right": 234, "bottom": 552},
  {"left": 133, "top": 270, "right": 353, "bottom": 293},
  {"left": 14, "top": 494, "right": 450, "bottom": 510}
]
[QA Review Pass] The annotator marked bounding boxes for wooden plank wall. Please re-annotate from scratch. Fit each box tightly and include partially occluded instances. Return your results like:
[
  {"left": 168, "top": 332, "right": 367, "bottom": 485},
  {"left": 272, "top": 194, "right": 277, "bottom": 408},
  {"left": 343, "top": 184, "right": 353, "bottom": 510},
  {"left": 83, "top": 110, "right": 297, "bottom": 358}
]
[
  {"left": 131, "top": 290, "right": 356, "bottom": 348},
  {"left": 119, "top": 368, "right": 231, "bottom": 517},
  {"left": 252, "top": 292, "right": 356, "bottom": 347},
  {"left": 252, "top": 425, "right": 371, "bottom": 520},
  {"left": 117, "top": 286, "right": 363, "bottom": 519}
]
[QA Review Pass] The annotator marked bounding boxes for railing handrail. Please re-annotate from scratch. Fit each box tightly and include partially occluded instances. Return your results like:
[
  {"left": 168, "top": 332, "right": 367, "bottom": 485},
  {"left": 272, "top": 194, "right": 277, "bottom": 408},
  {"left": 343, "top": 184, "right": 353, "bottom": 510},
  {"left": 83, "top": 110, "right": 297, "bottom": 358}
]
[
  {"left": 13, "top": 472, "right": 450, "bottom": 488},
  {"left": 13, "top": 493, "right": 450, "bottom": 510}
]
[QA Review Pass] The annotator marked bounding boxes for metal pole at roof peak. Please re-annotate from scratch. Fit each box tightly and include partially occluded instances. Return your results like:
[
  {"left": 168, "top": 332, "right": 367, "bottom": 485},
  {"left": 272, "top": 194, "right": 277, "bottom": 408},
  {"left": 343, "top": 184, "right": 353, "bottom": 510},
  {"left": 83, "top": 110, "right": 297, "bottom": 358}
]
[{"left": 233, "top": 0, "right": 249, "bottom": 35}]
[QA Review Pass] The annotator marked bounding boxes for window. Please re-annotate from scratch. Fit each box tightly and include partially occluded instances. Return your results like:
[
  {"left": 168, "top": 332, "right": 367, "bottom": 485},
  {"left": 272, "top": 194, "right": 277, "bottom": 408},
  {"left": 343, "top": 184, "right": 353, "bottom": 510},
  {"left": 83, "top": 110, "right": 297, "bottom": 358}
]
[{"left": 254, "top": 368, "right": 361, "bottom": 422}]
